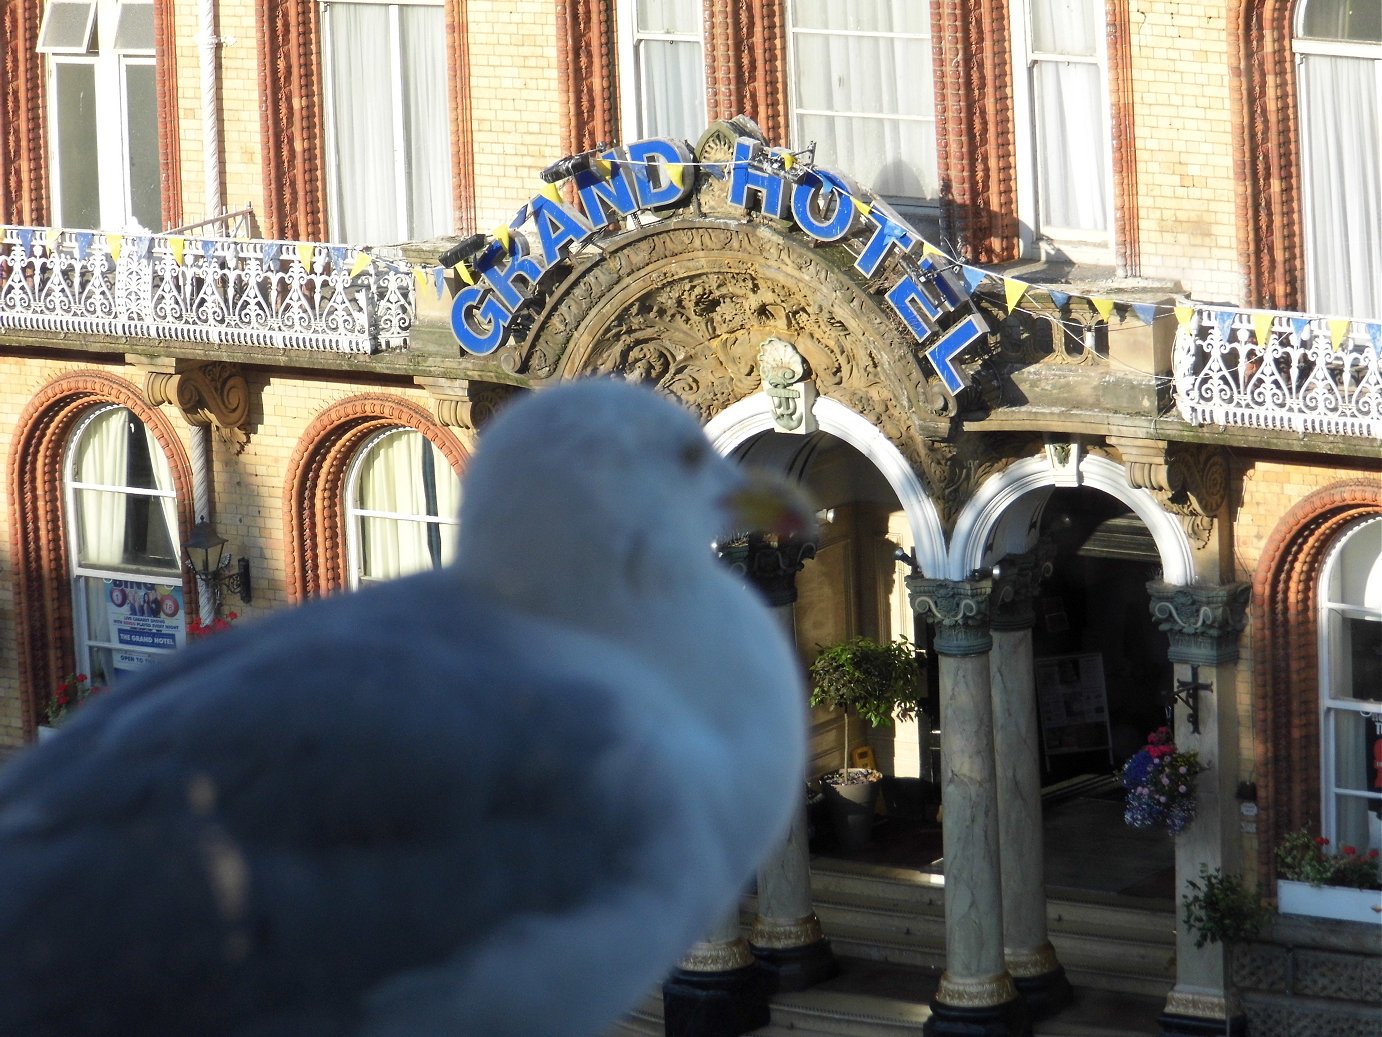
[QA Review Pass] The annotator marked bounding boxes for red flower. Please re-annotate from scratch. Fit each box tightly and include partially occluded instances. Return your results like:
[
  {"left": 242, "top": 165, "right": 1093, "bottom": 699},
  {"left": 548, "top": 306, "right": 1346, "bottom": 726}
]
[
  {"left": 1342, "top": 845, "right": 1357, "bottom": 856},
  {"left": 1315, "top": 836, "right": 1330, "bottom": 846}
]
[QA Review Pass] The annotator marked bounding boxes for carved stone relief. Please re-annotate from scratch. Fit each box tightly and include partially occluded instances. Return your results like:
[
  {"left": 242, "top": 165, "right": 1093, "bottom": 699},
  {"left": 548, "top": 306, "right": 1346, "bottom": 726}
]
[
  {"left": 1106, "top": 436, "right": 1230, "bottom": 548},
  {"left": 143, "top": 360, "right": 251, "bottom": 451}
]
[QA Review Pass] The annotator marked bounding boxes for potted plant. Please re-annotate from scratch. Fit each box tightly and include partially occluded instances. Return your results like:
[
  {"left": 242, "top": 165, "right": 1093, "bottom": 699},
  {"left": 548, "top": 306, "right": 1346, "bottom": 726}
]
[
  {"left": 37, "top": 672, "right": 102, "bottom": 740},
  {"left": 1275, "top": 827, "right": 1382, "bottom": 925},
  {"left": 1119, "top": 726, "right": 1205, "bottom": 835},
  {"left": 1181, "top": 865, "right": 1270, "bottom": 949},
  {"left": 808, "top": 637, "right": 923, "bottom": 850}
]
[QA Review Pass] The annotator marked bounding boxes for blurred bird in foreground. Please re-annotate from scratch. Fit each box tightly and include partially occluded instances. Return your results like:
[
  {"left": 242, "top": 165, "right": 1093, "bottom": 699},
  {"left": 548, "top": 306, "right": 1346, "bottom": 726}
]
[{"left": 0, "top": 378, "right": 811, "bottom": 1036}]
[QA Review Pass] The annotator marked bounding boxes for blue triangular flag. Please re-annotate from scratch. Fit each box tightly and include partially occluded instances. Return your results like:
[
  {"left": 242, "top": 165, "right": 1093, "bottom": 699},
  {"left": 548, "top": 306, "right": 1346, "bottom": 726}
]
[
  {"left": 1290, "top": 316, "right": 1311, "bottom": 344},
  {"left": 261, "top": 243, "right": 280, "bottom": 265},
  {"left": 1048, "top": 290, "right": 1070, "bottom": 312},
  {"left": 431, "top": 265, "right": 445, "bottom": 298},
  {"left": 1131, "top": 303, "right": 1159, "bottom": 325},
  {"left": 74, "top": 232, "right": 93, "bottom": 259},
  {"left": 200, "top": 238, "right": 216, "bottom": 258},
  {"left": 1214, "top": 311, "right": 1234, "bottom": 343},
  {"left": 329, "top": 246, "right": 347, "bottom": 269},
  {"left": 962, "top": 266, "right": 987, "bottom": 294},
  {"left": 17, "top": 229, "right": 33, "bottom": 254}
]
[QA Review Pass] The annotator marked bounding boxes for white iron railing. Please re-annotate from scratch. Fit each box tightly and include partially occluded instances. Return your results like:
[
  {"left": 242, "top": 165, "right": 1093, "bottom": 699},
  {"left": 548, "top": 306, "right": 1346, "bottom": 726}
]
[
  {"left": 0, "top": 226, "right": 414, "bottom": 354},
  {"left": 1173, "top": 307, "right": 1382, "bottom": 441}
]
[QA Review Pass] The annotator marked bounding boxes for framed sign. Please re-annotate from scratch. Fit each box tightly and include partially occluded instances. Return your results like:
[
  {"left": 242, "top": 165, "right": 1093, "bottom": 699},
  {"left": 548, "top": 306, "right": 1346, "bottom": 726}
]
[{"left": 1034, "top": 652, "right": 1113, "bottom": 768}]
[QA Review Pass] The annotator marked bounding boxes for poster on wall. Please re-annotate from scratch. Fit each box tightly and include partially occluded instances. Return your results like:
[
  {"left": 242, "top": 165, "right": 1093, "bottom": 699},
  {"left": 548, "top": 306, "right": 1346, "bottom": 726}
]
[
  {"left": 1034, "top": 652, "right": 1113, "bottom": 768},
  {"left": 98, "top": 578, "right": 186, "bottom": 680}
]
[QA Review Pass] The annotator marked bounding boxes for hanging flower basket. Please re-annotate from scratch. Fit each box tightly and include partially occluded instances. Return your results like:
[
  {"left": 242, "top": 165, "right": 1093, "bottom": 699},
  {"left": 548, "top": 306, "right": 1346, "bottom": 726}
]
[{"left": 1120, "top": 726, "right": 1204, "bottom": 836}]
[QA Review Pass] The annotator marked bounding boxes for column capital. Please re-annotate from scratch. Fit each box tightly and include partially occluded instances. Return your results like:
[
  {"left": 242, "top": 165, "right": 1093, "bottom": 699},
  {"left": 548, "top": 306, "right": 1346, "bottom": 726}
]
[
  {"left": 718, "top": 533, "right": 816, "bottom": 608},
  {"left": 990, "top": 546, "right": 1055, "bottom": 632},
  {"left": 907, "top": 576, "right": 993, "bottom": 656},
  {"left": 1146, "top": 581, "right": 1251, "bottom": 665}
]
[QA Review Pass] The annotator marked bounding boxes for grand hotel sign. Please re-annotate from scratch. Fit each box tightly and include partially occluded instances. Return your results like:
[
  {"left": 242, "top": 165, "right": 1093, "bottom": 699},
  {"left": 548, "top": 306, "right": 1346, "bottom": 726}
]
[{"left": 447, "top": 133, "right": 989, "bottom": 403}]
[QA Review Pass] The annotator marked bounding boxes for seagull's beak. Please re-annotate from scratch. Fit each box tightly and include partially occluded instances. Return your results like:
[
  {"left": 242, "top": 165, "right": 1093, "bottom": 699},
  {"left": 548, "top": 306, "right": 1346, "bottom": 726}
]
[{"left": 722, "top": 469, "right": 818, "bottom": 542}]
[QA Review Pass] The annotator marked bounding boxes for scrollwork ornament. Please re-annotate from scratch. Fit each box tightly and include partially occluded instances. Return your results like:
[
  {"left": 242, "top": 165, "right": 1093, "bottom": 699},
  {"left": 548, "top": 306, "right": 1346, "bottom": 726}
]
[
  {"left": 1146, "top": 580, "right": 1251, "bottom": 665},
  {"left": 907, "top": 577, "right": 993, "bottom": 656}
]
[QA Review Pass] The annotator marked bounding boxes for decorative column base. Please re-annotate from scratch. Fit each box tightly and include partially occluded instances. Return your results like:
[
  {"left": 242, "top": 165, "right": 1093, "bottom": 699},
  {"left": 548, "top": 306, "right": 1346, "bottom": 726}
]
[
  {"left": 662, "top": 939, "right": 771, "bottom": 1037},
  {"left": 749, "top": 914, "right": 838, "bottom": 993},
  {"left": 1006, "top": 944, "right": 1072, "bottom": 1019},
  {"left": 924, "top": 973, "right": 1031, "bottom": 1037},
  {"left": 1158, "top": 990, "right": 1246, "bottom": 1037}
]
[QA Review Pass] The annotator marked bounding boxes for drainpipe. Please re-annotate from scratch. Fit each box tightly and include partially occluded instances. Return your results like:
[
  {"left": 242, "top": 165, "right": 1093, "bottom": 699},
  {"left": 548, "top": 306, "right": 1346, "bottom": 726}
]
[
  {"left": 190, "top": 424, "right": 216, "bottom": 626},
  {"left": 198, "top": 0, "right": 223, "bottom": 224}
]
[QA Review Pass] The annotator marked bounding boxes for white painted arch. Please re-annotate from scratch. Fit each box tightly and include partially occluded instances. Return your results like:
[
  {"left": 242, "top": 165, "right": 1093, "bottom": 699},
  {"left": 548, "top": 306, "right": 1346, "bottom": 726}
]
[
  {"left": 948, "top": 450, "right": 1197, "bottom": 585},
  {"left": 705, "top": 394, "right": 948, "bottom": 577}
]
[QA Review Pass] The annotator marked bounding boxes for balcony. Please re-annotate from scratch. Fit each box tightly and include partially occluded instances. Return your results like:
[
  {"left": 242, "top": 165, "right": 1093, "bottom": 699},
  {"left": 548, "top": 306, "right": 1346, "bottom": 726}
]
[
  {"left": 0, "top": 225, "right": 414, "bottom": 355},
  {"left": 1173, "top": 306, "right": 1382, "bottom": 441}
]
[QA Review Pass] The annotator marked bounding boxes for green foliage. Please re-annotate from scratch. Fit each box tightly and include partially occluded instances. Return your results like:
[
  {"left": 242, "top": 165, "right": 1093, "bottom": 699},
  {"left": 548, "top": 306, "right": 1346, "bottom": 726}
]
[
  {"left": 1181, "top": 866, "right": 1270, "bottom": 949},
  {"left": 1277, "top": 827, "right": 1382, "bottom": 890},
  {"left": 808, "top": 637, "right": 923, "bottom": 727}
]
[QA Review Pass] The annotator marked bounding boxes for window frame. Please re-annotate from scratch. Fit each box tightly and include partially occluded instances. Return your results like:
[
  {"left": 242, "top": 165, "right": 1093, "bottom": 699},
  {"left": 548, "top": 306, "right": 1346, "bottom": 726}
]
[
  {"left": 615, "top": 0, "right": 707, "bottom": 143},
  {"left": 63, "top": 404, "right": 185, "bottom": 688},
  {"left": 344, "top": 426, "right": 461, "bottom": 589},
  {"left": 1316, "top": 514, "right": 1382, "bottom": 854},
  {"left": 784, "top": 0, "right": 938, "bottom": 218}
]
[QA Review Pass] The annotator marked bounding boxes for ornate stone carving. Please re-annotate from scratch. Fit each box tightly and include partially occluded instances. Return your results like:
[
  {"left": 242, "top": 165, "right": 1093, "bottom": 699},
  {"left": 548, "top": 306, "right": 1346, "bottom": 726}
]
[
  {"left": 1108, "top": 436, "right": 1230, "bottom": 548},
  {"left": 758, "top": 336, "right": 817, "bottom": 433},
  {"left": 677, "top": 936, "right": 756, "bottom": 973},
  {"left": 748, "top": 914, "right": 825, "bottom": 951},
  {"left": 718, "top": 533, "right": 816, "bottom": 609},
  {"left": 936, "top": 970, "right": 1019, "bottom": 1008},
  {"left": 989, "top": 545, "right": 1055, "bottom": 632},
  {"left": 907, "top": 576, "right": 993, "bottom": 656},
  {"left": 1005, "top": 942, "right": 1061, "bottom": 979},
  {"left": 143, "top": 360, "right": 251, "bottom": 450},
  {"left": 415, "top": 377, "right": 519, "bottom": 430},
  {"left": 1146, "top": 581, "right": 1251, "bottom": 665},
  {"left": 1164, "top": 987, "right": 1241, "bottom": 1020}
]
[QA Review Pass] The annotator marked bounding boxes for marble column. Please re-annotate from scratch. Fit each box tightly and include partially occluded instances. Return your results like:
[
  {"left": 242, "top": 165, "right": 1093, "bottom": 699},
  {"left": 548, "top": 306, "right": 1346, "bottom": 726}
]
[
  {"left": 989, "top": 551, "right": 1071, "bottom": 1017},
  {"left": 909, "top": 576, "right": 1031, "bottom": 1037},
  {"left": 1146, "top": 581, "right": 1251, "bottom": 1037},
  {"left": 662, "top": 912, "right": 768, "bottom": 1037},
  {"left": 731, "top": 534, "right": 837, "bottom": 993}
]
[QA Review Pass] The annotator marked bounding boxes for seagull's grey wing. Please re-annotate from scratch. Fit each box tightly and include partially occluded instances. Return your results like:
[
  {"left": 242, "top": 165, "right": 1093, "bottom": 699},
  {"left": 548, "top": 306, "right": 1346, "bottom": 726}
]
[{"left": 0, "top": 570, "right": 736, "bottom": 1037}]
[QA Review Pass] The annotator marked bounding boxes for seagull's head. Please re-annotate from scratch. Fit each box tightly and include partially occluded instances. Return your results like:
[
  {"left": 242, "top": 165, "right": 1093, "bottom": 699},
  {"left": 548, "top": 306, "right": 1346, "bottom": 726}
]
[{"left": 454, "top": 379, "right": 813, "bottom": 606}]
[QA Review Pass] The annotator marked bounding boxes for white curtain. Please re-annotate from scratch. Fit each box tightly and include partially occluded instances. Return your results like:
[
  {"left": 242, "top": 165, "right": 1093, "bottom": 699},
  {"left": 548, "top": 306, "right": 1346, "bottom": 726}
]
[
  {"left": 143, "top": 422, "right": 178, "bottom": 560},
  {"left": 73, "top": 408, "right": 130, "bottom": 567},
  {"left": 325, "top": 3, "right": 398, "bottom": 243},
  {"left": 356, "top": 430, "right": 461, "bottom": 583},
  {"left": 1299, "top": 54, "right": 1382, "bottom": 320},
  {"left": 634, "top": 0, "right": 704, "bottom": 140},
  {"left": 400, "top": 5, "right": 450, "bottom": 238},
  {"left": 1029, "top": 0, "right": 1108, "bottom": 234},
  {"left": 789, "top": 0, "right": 936, "bottom": 201}
]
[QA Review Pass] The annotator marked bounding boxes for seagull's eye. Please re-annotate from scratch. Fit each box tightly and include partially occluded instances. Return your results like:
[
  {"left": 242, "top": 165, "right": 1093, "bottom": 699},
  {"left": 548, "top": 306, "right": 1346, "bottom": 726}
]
[{"left": 678, "top": 440, "right": 710, "bottom": 472}]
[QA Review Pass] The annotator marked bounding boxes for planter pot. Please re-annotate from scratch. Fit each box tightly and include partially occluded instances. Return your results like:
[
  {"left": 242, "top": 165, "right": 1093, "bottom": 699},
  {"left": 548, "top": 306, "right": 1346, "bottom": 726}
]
[
  {"left": 819, "top": 769, "right": 881, "bottom": 852},
  {"left": 36, "top": 724, "right": 58, "bottom": 743},
  {"left": 1277, "top": 878, "right": 1382, "bottom": 925}
]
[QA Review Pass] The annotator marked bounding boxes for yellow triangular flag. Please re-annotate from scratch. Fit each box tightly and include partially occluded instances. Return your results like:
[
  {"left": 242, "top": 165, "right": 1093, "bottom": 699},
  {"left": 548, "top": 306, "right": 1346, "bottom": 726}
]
[
  {"left": 454, "top": 262, "right": 474, "bottom": 286},
  {"left": 296, "top": 243, "right": 316, "bottom": 270},
  {"left": 1251, "top": 312, "right": 1274, "bottom": 347},
  {"left": 667, "top": 163, "right": 686, "bottom": 190},
  {"left": 1174, "top": 304, "right": 1194, "bottom": 326},
  {"left": 922, "top": 240, "right": 943, "bottom": 258},
  {"left": 413, "top": 266, "right": 428, "bottom": 292},
  {"left": 168, "top": 236, "right": 185, "bottom": 266},
  {"left": 1091, "top": 296, "right": 1116, "bottom": 321},
  {"left": 851, "top": 195, "right": 872, "bottom": 216},
  {"left": 45, "top": 228, "right": 62, "bottom": 250},
  {"left": 594, "top": 156, "right": 612, "bottom": 178},
  {"left": 539, "top": 181, "right": 563, "bottom": 203},
  {"left": 491, "top": 225, "right": 511, "bottom": 253},
  {"left": 1327, "top": 318, "right": 1350, "bottom": 349},
  {"left": 1004, "top": 278, "right": 1028, "bottom": 314},
  {"left": 349, "top": 251, "right": 371, "bottom": 278},
  {"left": 106, "top": 234, "right": 123, "bottom": 262}
]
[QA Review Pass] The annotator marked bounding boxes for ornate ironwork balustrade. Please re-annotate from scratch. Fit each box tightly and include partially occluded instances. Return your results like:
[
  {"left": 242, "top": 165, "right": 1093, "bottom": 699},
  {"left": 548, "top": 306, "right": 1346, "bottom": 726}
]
[
  {"left": 1173, "top": 307, "right": 1382, "bottom": 440},
  {"left": 0, "top": 227, "right": 414, "bottom": 355}
]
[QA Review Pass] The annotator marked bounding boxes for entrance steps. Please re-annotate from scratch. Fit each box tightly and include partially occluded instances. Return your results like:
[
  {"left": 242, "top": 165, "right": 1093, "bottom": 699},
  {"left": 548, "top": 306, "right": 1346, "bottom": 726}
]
[{"left": 609, "top": 858, "right": 1174, "bottom": 1037}]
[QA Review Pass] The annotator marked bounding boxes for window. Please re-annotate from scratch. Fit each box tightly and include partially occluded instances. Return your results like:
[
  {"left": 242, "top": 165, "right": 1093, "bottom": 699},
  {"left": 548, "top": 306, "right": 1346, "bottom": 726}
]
[
  {"left": 65, "top": 406, "right": 184, "bottom": 689},
  {"left": 346, "top": 428, "right": 461, "bottom": 586},
  {"left": 1318, "top": 516, "right": 1382, "bottom": 857},
  {"left": 786, "top": 0, "right": 936, "bottom": 213},
  {"left": 39, "top": 0, "right": 161, "bottom": 231},
  {"left": 616, "top": 0, "right": 706, "bottom": 142},
  {"left": 1011, "top": 0, "right": 1112, "bottom": 259},
  {"left": 1294, "top": 0, "right": 1382, "bottom": 319},
  {"left": 320, "top": 0, "right": 453, "bottom": 243}
]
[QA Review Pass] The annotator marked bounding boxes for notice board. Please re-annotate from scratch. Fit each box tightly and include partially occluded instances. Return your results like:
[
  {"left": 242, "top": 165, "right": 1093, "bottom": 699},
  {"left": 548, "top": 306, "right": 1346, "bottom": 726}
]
[{"left": 1034, "top": 652, "right": 1113, "bottom": 767}]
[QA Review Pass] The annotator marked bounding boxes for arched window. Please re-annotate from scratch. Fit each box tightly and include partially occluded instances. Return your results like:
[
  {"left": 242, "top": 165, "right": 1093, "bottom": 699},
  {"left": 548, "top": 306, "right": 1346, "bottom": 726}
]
[
  {"left": 1294, "top": 0, "right": 1382, "bottom": 319},
  {"left": 64, "top": 404, "right": 184, "bottom": 689},
  {"left": 1318, "top": 515, "right": 1382, "bottom": 855},
  {"left": 345, "top": 427, "right": 462, "bottom": 587}
]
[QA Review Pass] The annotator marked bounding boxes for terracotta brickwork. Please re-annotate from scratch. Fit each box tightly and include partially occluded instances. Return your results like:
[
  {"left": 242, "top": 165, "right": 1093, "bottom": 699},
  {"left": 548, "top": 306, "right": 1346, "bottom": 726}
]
[
  {"left": 0, "top": 0, "right": 48, "bottom": 226},
  {"left": 1234, "top": 465, "right": 1382, "bottom": 884},
  {"left": 703, "top": 2, "right": 789, "bottom": 143},
  {"left": 555, "top": 0, "right": 617, "bottom": 158}
]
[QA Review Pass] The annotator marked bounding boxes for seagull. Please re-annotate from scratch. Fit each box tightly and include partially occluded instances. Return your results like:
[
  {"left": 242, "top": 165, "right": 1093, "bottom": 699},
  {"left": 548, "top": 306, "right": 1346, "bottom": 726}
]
[{"left": 0, "top": 378, "right": 810, "bottom": 1037}]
